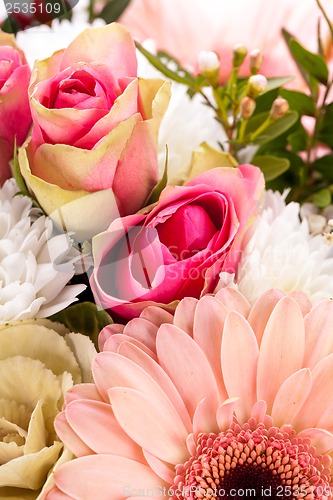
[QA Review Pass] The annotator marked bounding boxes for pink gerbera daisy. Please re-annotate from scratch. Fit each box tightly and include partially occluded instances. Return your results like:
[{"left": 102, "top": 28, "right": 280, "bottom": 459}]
[{"left": 46, "top": 288, "right": 333, "bottom": 499}]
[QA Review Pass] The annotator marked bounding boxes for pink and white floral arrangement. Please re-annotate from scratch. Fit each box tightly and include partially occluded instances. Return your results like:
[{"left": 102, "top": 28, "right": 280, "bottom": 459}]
[{"left": 1, "top": 0, "right": 333, "bottom": 498}]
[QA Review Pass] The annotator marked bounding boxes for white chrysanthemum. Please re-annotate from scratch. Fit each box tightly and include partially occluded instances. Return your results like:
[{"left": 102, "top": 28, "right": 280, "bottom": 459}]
[
  {"left": 137, "top": 40, "right": 226, "bottom": 184},
  {"left": 233, "top": 190, "right": 333, "bottom": 303},
  {"left": 0, "top": 178, "right": 85, "bottom": 322}
]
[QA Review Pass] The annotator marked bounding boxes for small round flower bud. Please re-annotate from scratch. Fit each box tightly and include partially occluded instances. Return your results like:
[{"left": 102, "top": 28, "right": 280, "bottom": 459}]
[
  {"left": 250, "top": 49, "right": 263, "bottom": 74},
  {"left": 233, "top": 44, "right": 247, "bottom": 68},
  {"left": 240, "top": 97, "right": 256, "bottom": 119},
  {"left": 198, "top": 50, "right": 220, "bottom": 74},
  {"left": 247, "top": 74, "right": 267, "bottom": 98},
  {"left": 270, "top": 97, "right": 289, "bottom": 120}
]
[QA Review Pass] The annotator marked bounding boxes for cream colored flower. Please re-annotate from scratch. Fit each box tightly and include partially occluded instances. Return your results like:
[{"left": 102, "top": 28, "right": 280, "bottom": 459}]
[{"left": 0, "top": 319, "right": 96, "bottom": 499}]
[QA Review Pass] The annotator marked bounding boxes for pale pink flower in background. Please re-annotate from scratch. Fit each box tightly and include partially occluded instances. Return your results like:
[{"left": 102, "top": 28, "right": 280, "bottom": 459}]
[
  {"left": 120, "top": 0, "right": 333, "bottom": 89},
  {"left": 46, "top": 288, "right": 333, "bottom": 498}
]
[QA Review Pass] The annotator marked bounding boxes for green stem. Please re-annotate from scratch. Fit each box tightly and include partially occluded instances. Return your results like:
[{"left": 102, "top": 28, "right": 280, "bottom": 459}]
[{"left": 250, "top": 116, "right": 274, "bottom": 141}]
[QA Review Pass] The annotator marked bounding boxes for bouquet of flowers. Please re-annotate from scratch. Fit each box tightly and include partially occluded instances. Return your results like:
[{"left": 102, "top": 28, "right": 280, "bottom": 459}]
[{"left": 1, "top": 0, "right": 333, "bottom": 498}]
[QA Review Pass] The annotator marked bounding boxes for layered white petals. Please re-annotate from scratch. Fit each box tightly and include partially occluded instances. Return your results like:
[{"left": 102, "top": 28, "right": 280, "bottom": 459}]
[
  {"left": 235, "top": 190, "right": 333, "bottom": 303},
  {"left": 0, "top": 179, "right": 84, "bottom": 323}
]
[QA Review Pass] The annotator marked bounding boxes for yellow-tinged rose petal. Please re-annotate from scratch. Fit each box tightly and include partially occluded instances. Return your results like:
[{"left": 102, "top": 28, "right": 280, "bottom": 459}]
[
  {"left": 0, "top": 325, "right": 81, "bottom": 384},
  {"left": 188, "top": 142, "right": 238, "bottom": 181},
  {"left": 24, "top": 401, "right": 46, "bottom": 456},
  {"left": 138, "top": 79, "right": 171, "bottom": 124},
  {"left": 0, "top": 31, "right": 25, "bottom": 60},
  {"left": 64, "top": 333, "right": 97, "bottom": 383},
  {"left": 48, "top": 189, "right": 121, "bottom": 242},
  {"left": 0, "top": 441, "right": 63, "bottom": 489},
  {"left": 29, "top": 50, "right": 64, "bottom": 87},
  {"left": 19, "top": 147, "right": 122, "bottom": 241},
  {"left": 19, "top": 146, "right": 88, "bottom": 212},
  {"left": 30, "top": 114, "right": 140, "bottom": 191},
  {"left": 59, "top": 23, "right": 137, "bottom": 78}
]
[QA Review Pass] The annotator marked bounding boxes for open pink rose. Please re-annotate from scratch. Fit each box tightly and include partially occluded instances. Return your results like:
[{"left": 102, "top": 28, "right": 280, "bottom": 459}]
[
  {"left": 0, "top": 30, "right": 31, "bottom": 185},
  {"left": 90, "top": 164, "right": 264, "bottom": 321},
  {"left": 19, "top": 23, "right": 170, "bottom": 241}
]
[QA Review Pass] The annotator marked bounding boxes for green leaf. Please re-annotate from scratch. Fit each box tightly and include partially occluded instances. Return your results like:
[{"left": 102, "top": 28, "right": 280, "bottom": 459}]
[
  {"left": 252, "top": 155, "right": 290, "bottom": 181},
  {"left": 50, "top": 302, "right": 113, "bottom": 350},
  {"left": 11, "top": 143, "right": 42, "bottom": 208},
  {"left": 282, "top": 29, "right": 310, "bottom": 85},
  {"left": 265, "top": 77, "right": 293, "bottom": 92},
  {"left": 99, "top": 0, "right": 131, "bottom": 22},
  {"left": 146, "top": 146, "right": 169, "bottom": 204},
  {"left": 246, "top": 111, "right": 299, "bottom": 145},
  {"left": 317, "top": 102, "right": 333, "bottom": 147},
  {"left": 288, "top": 38, "right": 329, "bottom": 85},
  {"left": 287, "top": 127, "right": 308, "bottom": 153},
  {"left": 253, "top": 88, "right": 279, "bottom": 114},
  {"left": 136, "top": 43, "right": 196, "bottom": 88},
  {"left": 11, "top": 141, "right": 28, "bottom": 195},
  {"left": 279, "top": 89, "right": 316, "bottom": 116},
  {"left": 312, "top": 154, "right": 333, "bottom": 182},
  {"left": 308, "top": 188, "right": 332, "bottom": 208}
]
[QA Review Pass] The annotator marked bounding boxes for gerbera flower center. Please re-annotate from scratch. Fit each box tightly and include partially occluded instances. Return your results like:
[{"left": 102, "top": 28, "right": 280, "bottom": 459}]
[{"left": 172, "top": 419, "right": 332, "bottom": 499}]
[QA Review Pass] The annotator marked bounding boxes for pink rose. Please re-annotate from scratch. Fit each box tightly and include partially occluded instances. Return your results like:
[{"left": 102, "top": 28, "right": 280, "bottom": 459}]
[
  {"left": 90, "top": 164, "right": 264, "bottom": 321},
  {"left": 19, "top": 23, "right": 170, "bottom": 241},
  {"left": 0, "top": 30, "right": 31, "bottom": 185}
]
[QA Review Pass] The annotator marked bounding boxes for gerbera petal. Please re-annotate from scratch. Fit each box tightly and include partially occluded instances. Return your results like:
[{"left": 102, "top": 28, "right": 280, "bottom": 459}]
[
  {"left": 140, "top": 306, "right": 174, "bottom": 327},
  {"left": 54, "top": 455, "right": 165, "bottom": 500},
  {"left": 304, "top": 300, "right": 333, "bottom": 368},
  {"left": 193, "top": 295, "right": 228, "bottom": 400},
  {"left": 173, "top": 297, "right": 198, "bottom": 336},
  {"left": 93, "top": 351, "right": 190, "bottom": 433},
  {"left": 193, "top": 397, "right": 218, "bottom": 435},
  {"left": 156, "top": 324, "right": 220, "bottom": 418},
  {"left": 298, "top": 428, "right": 333, "bottom": 455},
  {"left": 64, "top": 383, "right": 103, "bottom": 405},
  {"left": 117, "top": 341, "right": 192, "bottom": 431},
  {"left": 102, "top": 333, "right": 157, "bottom": 359},
  {"left": 222, "top": 311, "right": 259, "bottom": 422},
  {"left": 247, "top": 289, "right": 285, "bottom": 344},
  {"left": 251, "top": 401, "right": 267, "bottom": 423},
  {"left": 287, "top": 291, "right": 312, "bottom": 316},
  {"left": 143, "top": 450, "right": 175, "bottom": 484},
  {"left": 98, "top": 324, "right": 124, "bottom": 351},
  {"left": 123, "top": 318, "right": 158, "bottom": 353},
  {"left": 257, "top": 296, "right": 305, "bottom": 410},
  {"left": 216, "top": 398, "right": 239, "bottom": 431},
  {"left": 298, "top": 353, "right": 333, "bottom": 430},
  {"left": 215, "top": 287, "right": 251, "bottom": 317},
  {"left": 64, "top": 400, "right": 144, "bottom": 461},
  {"left": 109, "top": 387, "right": 188, "bottom": 464},
  {"left": 271, "top": 368, "right": 312, "bottom": 427},
  {"left": 54, "top": 412, "right": 93, "bottom": 458},
  {"left": 45, "top": 486, "right": 72, "bottom": 499}
]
